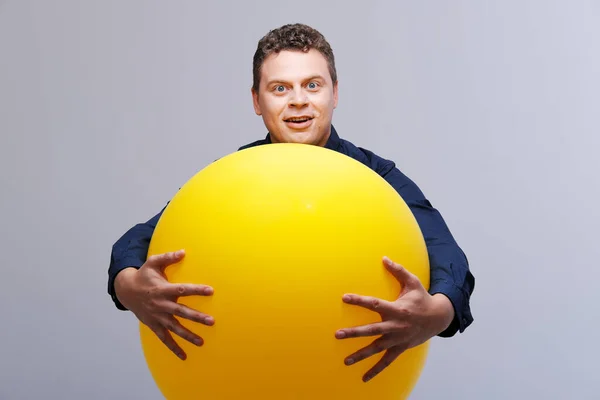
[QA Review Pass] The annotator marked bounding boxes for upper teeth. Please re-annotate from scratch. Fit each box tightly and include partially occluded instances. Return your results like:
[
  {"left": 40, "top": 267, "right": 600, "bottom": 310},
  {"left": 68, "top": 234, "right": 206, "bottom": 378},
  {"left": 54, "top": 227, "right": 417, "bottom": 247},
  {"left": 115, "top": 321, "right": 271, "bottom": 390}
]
[{"left": 288, "top": 117, "right": 309, "bottom": 121}]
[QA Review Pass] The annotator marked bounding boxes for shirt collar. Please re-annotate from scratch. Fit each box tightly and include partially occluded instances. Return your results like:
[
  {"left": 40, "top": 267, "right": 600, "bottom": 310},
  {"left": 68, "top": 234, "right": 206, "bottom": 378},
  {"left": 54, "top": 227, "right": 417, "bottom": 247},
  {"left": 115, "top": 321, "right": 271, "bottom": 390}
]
[{"left": 262, "top": 124, "right": 341, "bottom": 151}]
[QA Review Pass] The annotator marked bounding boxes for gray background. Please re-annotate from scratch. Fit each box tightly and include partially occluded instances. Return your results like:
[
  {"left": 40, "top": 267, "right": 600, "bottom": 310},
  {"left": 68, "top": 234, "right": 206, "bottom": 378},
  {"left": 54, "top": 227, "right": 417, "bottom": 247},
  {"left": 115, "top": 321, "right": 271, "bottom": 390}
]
[{"left": 1, "top": 1, "right": 598, "bottom": 399}]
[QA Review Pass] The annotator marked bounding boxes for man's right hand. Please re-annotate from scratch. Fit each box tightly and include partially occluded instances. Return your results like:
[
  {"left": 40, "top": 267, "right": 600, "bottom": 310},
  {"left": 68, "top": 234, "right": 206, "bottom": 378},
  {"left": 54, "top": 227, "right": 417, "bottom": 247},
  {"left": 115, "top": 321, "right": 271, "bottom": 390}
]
[{"left": 114, "top": 249, "right": 214, "bottom": 360}]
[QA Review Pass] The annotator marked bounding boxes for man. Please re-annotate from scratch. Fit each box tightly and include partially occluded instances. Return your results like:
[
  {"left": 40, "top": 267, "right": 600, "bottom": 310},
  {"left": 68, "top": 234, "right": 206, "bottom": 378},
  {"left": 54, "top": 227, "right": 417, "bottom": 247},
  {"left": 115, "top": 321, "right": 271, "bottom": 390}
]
[{"left": 108, "top": 23, "right": 475, "bottom": 383}]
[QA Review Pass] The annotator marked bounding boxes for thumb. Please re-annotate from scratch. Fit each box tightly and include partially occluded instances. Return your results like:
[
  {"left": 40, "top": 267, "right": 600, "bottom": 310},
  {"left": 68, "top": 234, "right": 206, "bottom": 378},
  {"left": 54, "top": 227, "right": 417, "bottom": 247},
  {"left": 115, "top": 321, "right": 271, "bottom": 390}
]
[
  {"left": 382, "top": 256, "right": 420, "bottom": 291},
  {"left": 146, "top": 249, "right": 186, "bottom": 271}
]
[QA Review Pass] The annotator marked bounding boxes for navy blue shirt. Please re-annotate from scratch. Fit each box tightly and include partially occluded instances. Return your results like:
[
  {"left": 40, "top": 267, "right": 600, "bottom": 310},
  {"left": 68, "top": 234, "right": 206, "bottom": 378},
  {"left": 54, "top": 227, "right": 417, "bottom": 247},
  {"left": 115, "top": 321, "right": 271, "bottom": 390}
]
[{"left": 108, "top": 126, "right": 474, "bottom": 337}]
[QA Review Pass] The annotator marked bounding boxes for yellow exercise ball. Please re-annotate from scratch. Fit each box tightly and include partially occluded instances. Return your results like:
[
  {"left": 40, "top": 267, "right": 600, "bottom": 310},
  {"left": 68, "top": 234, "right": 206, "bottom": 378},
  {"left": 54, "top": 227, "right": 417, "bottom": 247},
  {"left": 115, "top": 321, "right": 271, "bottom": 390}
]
[{"left": 140, "top": 143, "right": 430, "bottom": 399}]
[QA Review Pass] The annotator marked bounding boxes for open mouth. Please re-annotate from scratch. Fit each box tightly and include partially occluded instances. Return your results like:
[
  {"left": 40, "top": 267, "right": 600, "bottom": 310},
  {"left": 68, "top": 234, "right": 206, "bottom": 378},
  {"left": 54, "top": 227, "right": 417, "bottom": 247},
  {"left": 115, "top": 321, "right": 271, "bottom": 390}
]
[{"left": 284, "top": 116, "right": 314, "bottom": 124}]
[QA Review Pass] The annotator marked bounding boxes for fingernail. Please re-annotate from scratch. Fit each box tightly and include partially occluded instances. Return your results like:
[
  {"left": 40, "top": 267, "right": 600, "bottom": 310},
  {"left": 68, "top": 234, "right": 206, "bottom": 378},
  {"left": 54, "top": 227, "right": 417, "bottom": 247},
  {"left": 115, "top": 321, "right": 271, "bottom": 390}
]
[
  {"left": 383, "top": 256, "right": 392, "bottom": 265},
  {"left": 194, "top": 338, "right": 203, "bottom": 346},
  {"left": 204, "top": 287, "right": 214, "bottom": 295},
  {"left": 364, "top": 375, "right": 372, "bottom": 382},
  {"left": 335, "top": 331, "right": 346, "bottom": 339},
  {"left": 178, "top": 352, "right": 185, "bottom": 360},
  {"left": 342, "top": 294, "right": 351, "bottom": 302},
  {"left": 204, "top": 316, "right": 214, "bottom": 325},
  {"left": 345, "top": 358, "right": 354, "bottom": 365}
]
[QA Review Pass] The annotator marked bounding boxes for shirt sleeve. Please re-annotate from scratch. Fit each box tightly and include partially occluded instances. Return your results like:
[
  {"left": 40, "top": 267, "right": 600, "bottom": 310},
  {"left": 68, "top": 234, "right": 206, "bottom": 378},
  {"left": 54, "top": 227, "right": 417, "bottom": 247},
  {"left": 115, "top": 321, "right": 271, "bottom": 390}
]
[
  {"left": 376, "top": 159, "right": 475, "bottom": 337},
  {"left": 107, "top": 206, "right": 166, "bottom": 310}
]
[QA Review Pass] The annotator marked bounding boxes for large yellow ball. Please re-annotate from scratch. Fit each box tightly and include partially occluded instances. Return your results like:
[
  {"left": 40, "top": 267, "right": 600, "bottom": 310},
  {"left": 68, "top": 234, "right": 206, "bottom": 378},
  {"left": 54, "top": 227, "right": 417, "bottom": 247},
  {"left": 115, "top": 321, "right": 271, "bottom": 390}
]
[{"left": 141, "top": 143, "right": 430, "bottom": 399}]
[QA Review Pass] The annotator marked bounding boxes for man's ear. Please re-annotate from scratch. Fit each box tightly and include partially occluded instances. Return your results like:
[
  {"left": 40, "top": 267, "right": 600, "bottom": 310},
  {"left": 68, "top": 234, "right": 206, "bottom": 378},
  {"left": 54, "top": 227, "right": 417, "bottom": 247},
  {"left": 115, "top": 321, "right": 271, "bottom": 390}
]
[
  {"left": 251, "top": 87, "right": 262, "bottom": 116},
  {"left": 333, "top": 80, "right": 339, "bottom": 109}
]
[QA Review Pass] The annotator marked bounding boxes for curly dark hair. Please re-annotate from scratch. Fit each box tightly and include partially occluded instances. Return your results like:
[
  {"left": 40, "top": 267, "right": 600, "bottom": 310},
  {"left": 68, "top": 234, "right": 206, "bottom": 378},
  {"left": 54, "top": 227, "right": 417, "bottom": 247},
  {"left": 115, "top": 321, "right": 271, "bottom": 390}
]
[{"left": 252, "top": 23, "right": 337, "bottom": 92}]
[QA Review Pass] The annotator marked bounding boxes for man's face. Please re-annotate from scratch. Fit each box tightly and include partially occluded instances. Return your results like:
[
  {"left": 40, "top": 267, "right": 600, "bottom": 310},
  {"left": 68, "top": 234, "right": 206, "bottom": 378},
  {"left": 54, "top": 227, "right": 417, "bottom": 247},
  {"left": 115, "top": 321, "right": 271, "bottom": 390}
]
[{"left": 252, "top": 49, "right": 338, "bottom": 147}]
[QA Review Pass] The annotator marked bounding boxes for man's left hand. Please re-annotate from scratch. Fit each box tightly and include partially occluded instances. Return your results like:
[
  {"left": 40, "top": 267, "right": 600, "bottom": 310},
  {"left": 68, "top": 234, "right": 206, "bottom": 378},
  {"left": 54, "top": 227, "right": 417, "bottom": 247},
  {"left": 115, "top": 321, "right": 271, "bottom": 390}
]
[{"left": 335, "top": 256, "right": 455, "bottom": 382}]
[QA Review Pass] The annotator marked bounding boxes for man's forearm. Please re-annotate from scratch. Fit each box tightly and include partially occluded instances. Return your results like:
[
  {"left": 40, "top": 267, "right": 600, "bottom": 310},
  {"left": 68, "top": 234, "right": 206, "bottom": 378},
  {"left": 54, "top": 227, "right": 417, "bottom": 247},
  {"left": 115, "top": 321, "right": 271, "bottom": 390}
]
[
  {"left": 107, "top": 209, "right": 164, "bottom": 309},
  {"left": 113, "top": 267, "right": 139, "bottom": 309},
  {"left": 431, "top": 293, "right": 456, "bottom": 335}
]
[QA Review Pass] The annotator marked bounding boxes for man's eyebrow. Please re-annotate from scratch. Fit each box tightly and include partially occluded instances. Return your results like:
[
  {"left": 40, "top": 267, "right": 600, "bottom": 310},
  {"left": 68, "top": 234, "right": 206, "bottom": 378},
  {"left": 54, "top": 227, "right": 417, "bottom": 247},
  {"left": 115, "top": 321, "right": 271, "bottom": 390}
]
[
  {"left": 303, "top": 75, "right": 326, "bottom": 82},
  {"left": 265, "top": 75, "right": 326, "bottom": 87}
]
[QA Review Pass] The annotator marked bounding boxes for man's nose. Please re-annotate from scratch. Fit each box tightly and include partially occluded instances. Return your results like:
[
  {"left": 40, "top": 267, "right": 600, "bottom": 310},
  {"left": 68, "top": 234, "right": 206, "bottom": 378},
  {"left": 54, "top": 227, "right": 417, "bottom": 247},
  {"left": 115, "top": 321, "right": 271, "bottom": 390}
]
[{"left": 288, "top": 87, "right": 308, "bottom": 107}]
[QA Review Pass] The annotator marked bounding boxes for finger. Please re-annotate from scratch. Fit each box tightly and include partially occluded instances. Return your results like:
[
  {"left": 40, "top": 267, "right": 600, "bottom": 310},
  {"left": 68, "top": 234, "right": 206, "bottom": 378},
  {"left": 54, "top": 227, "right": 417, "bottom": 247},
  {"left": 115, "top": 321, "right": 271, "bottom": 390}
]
[
  {"left": 363, "top": 346, "right": 406, "bottom": 382},
  {"left": 163, "top": 282, "right": 214, "bottom": 298},
  {"left": 343, "top": 337, "right": 393, "bottom": 366},
  {"left": 161, "top": 300, "right": 215, "bottom": 326},
  {"left": 382, "top": 256, "right": 420, "bottom": 291},
  {"left": 146, "top": 250, "right": 186, "bottom": 271},
  {"left": 335, "top": 320, "right": 400, "bottom": 339},
  {"left": 149, "top": 323, "right": 187, "bottom": 360},
  {"left": 161, "top": 315, "right": 205, "bottom": 347},
  {"left": 342, "top": 293, "right": 394, "bottom": 313}
]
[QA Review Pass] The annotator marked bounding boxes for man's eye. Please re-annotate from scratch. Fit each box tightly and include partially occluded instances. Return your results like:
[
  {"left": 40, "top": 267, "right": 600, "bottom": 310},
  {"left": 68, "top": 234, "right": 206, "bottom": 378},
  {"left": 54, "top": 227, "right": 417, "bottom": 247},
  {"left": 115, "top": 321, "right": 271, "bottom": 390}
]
[
  {"left": 275, "top": 85, "right": 285, "bottom": 92},
  {"left": 307, "top": 82, "right": 318, "bottom": 89}
]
